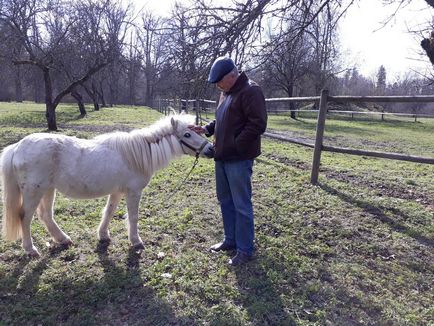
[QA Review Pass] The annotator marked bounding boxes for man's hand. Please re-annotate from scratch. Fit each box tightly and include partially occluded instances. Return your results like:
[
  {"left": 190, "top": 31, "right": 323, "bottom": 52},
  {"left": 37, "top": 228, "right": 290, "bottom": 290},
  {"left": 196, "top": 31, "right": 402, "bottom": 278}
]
[{"left": 188, "top": 125, "right": 206, "bottom": 134}]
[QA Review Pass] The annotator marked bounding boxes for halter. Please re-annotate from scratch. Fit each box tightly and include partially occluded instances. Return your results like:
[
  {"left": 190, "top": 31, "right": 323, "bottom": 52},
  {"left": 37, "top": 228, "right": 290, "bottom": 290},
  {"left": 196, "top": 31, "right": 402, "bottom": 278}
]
[{"left": 180, "top": 138, "right": 210, "bottom": 158}]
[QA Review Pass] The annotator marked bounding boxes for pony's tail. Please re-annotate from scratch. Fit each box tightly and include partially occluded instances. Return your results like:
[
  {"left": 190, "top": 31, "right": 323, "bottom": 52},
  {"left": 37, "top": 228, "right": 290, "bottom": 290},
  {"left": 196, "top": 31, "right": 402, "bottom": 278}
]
[{"left": 0, "top": 145, "right": 23, "bottom": 241}]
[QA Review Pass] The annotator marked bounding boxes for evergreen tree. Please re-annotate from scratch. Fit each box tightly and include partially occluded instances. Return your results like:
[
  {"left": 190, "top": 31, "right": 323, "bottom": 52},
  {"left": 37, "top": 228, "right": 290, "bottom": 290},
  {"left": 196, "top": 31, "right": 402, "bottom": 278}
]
[{"left": 376, "top": 65, "right": 387, "bottom": 95}]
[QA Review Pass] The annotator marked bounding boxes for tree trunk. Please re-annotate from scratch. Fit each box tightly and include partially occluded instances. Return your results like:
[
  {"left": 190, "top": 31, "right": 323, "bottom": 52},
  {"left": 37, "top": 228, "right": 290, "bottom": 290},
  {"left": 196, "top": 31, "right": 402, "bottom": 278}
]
[
  {"left": 92, "top": 83, "right": 100, "bottom": 110},
  {"left": 128, "top": 61, "right": 136, "bottom": 105},
  {"left": 96, "top": 80, "right": 106, "bottom": 108},
  {"left": 92, "top": 98, "right": 100, "bottom": 111},
  {"left": 108, "top": 83, "right": 115, "bottom": 107},
  {"left": 14, "top": 66, "right": 23, "bottom": 102},
  {"left": 43, "top": 69, "right": 58, "bottom": 131},
  {"left": 81, "top": 82, "right": 100, "bottom": 111},
  {"left": 145, "top": 76, "right": 153, "bottom": 107},
  {"left": 71, "top": 89, "right": 87, "bottom": 116},
  {"left": 290, "top": 102, "right": 296, "bottom": 119},
  {"left": 287, "top": 84, "right": 296, "bottom": 119},
  {"left": 46, "top": 103, "right": 57, "bottom": 130},
  {"left": 33, "top": 69, "right": 42, "bottom": 103}
]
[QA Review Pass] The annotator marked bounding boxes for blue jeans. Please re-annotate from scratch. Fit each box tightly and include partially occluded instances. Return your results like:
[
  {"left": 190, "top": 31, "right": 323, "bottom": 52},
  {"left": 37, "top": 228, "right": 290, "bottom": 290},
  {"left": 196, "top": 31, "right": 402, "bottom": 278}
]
[{"left": 215, "top": 159, "right": 254, "bottom": 256}]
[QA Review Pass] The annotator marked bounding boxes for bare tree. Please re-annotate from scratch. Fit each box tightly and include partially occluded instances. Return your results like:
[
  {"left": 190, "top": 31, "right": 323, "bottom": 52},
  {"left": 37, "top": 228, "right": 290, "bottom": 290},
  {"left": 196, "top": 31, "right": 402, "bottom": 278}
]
[
  {"left": 260, "top": 21, "right": 311, "bottom": 117},
  {"left": 187, "top": 0, "right": 353, "bottom": 102},
  {"left": 306, "top": 3, "right": 342, "bottom": 94},
  {"left": 80, "top": 76, "right": 105, "bottom": 111},
  {"left": 0, "top": 0, "right": 131, "bottom": 130},
  {"left": 194, "top": 0, "right": 274, "bottom": 61},
  {"left": 71, "top": 87, "right": 87, "bottom": 117},
  {"left": 163, "top": 3, "right": 214, "bottom": 100},
  {"left": 138, "top": 12, "right": 170, "bottom": 105}
]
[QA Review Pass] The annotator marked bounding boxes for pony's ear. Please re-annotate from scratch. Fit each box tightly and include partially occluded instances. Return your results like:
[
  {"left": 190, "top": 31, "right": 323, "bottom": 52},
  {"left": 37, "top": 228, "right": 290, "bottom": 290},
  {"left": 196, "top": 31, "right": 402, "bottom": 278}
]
[{"left": 171, "top": 117, "right": 178, "bottom": 129}]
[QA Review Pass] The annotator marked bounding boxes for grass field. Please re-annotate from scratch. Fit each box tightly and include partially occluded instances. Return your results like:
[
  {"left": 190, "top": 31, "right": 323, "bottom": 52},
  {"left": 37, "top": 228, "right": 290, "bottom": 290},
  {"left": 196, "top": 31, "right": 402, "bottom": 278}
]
[{"left": 0, "top": 102, "right": 433, "bottom": 325}]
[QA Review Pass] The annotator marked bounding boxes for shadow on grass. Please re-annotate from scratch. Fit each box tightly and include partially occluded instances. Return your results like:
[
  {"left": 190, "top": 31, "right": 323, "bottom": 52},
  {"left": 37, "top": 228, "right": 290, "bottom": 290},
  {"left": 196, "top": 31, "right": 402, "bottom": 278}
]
[
  {"left": 319, "top": 183, "right": 434, "bottom": 248},
  {"left": 0, "top": 243, "right": 193, "bottom": 325},
  {"left": 230, "top": 253, "right": 298, "bottom": 325},
  {"left": 0, "top": 250, "right": 68, "bottom": 324},
  {"left": 95, "top": 242, "right": 195, "bottom": 325},
  {"left": 225, "top": 244, "right": 411, "bottom": 325},
  {"left": 229, "top": 250, "right": 373, "bottom": 324},
  {"left": 1, "top": 245, "right": 75, "bottom": 295}
]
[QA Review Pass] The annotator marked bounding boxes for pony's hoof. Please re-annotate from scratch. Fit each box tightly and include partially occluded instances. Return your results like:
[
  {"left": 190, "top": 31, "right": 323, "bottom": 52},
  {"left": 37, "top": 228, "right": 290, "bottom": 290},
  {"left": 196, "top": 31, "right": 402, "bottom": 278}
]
[
  {"left": 95, "top": 239, "right": 111, "bottom": 253},
  {"left": 60, "top": 238, "right": 73, "bottom": 246},
  {"left": 26, "top": 248, "right": 41, "bottom": 258},
  {"left": 133, "top": 243, "right": 145, "bottom": 254},
  {"left": 98, "top": 238, "right": 111, "bottom": 245},
  {"left": 98, "top": 233, "right": 111, "bottom": 242}
]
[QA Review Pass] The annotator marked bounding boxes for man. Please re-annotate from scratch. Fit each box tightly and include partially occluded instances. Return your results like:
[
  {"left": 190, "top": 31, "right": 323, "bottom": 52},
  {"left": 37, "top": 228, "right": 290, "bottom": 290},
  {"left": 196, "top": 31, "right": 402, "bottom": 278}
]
[{"left": 191, "top": 57, "right": 267, "bottom": 266}]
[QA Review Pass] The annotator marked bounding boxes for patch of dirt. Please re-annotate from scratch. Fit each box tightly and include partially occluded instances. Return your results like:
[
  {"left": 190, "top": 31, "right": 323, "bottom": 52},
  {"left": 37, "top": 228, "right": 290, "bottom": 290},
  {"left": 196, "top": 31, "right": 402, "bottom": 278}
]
[
  {"left": 261, "top": 153, "right": 311, "bottom": 170},
  {"left": 266, "top": 129, "right": 314, "bottom": 144},
  {"left": 324, "top": 136, "right": 407, "bottom": 154}
]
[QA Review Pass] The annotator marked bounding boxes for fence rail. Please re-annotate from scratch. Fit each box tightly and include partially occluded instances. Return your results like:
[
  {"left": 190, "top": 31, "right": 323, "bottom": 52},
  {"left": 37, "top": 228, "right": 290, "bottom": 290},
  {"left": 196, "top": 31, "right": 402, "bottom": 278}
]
[
  {"left": 330, "top": 95, "right": 434, "bottom": 103},
  {"left": 264, "top": 94, "right": 434, "bottom": 103}
]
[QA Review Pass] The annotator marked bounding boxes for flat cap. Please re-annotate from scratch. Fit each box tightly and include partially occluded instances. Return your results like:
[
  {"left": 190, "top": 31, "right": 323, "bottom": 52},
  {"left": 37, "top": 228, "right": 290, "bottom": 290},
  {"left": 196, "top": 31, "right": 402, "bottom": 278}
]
[{"left": 208, "top": 57, "right": 236, "bottom": 83}]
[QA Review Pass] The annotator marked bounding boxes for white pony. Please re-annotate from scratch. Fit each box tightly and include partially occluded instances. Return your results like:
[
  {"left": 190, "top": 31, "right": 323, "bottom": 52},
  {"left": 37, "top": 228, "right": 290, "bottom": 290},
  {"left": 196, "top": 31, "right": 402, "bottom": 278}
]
[{"left": 0, "top": 114, "right": 214, "bottom": 256}]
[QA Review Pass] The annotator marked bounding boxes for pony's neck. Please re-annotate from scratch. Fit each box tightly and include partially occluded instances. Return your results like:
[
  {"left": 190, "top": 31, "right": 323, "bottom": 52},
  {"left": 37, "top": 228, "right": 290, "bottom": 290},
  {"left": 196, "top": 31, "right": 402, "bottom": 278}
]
[
  {"left": 97, "top": 124, "right": 185, "bottom": 177},
  {"left": 147, "top": 134, "right": 184, "bottom": 174}
]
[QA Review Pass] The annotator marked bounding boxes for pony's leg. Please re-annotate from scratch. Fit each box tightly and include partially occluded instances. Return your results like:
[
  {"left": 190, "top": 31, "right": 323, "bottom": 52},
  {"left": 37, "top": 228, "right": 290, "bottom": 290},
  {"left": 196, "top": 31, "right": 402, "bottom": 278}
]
[
  {"left": 37, "top": 189, "right": 72, "bottom": 245},
  {"left": 21, "top": 189, "right": 44, "bottom": 257},
  {"left": 125, "top": 190, "right": 144, "bottom": 249},
  {"left": 98, "top": 192, "right": 122, "bottom": 242}
]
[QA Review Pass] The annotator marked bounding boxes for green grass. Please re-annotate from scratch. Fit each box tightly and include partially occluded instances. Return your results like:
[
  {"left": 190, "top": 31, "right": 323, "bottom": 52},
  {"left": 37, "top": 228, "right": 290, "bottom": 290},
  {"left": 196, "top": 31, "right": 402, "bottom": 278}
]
[
  {"left": 0, "top": 102, "right": 433, "bottom": 325},
  {"left": 267, "top": 111, "right": 434, "bottom": 156}
]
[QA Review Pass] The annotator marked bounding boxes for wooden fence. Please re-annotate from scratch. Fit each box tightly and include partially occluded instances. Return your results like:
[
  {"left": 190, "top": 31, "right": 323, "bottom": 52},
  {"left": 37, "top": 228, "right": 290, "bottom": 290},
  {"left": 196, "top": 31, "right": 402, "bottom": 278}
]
[
  {"left": 309, "top": 91, "right": 434, "bottom": 183},
  {"left": 155, "top": 91, "right": 434, "bottom": 184},
  {"left": 154, "top": 99, "right": 217, "bottom": 125},
  {"left": 157, "top": 97, "right": 434, "bottom": 122}
]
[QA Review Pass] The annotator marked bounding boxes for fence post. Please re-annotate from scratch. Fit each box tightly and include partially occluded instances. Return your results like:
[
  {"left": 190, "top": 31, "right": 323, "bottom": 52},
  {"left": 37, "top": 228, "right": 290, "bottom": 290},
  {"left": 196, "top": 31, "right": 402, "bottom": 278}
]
[{"left": 311, "top": 89, "right": 329, "bottom": 184}]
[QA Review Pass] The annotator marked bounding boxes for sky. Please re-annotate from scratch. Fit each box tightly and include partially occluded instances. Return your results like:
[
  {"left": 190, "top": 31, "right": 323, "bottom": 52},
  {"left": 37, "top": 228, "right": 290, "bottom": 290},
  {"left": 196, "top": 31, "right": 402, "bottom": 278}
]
[
  {"left": 339, "top": 0, "right": 434, "bottom": 80},
  {"left": 138, "top": 0, "right": 434, "bottom": 80}
]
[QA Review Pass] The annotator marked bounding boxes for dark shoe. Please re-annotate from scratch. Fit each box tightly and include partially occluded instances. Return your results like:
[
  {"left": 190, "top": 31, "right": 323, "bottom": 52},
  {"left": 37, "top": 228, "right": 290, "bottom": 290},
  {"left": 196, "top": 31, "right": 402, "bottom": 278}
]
[
  {"left": 228, "top": 252, "right": 253, "bottom": 266},
  {"left": 209, "top": 241, "right": 236, "bottom": 252}
]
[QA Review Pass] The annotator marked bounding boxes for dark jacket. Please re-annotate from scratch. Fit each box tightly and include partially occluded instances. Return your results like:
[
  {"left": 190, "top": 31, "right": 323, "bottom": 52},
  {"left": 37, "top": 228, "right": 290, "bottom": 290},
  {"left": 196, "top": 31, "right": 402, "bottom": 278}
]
[{"left": 205, "top": 72, "right": 267, "bottom": 161}]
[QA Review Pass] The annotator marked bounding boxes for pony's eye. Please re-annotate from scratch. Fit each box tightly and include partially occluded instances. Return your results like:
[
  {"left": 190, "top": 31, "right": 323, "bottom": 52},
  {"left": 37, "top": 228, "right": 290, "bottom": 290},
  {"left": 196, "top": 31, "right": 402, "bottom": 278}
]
[{"left": 184, "top": 132, "right": 191, "bottom": 138}]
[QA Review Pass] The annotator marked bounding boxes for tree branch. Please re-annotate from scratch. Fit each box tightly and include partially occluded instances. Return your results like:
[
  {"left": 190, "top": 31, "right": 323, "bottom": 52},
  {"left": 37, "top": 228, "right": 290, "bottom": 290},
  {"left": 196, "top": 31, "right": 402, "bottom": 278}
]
[{"left": 52, "top": 61, "right": 109, "bottom": 108}]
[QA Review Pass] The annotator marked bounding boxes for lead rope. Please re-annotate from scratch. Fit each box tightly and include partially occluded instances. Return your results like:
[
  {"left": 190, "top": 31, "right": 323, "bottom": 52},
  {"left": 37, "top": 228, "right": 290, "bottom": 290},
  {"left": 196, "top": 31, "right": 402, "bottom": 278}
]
[
  {"left": 163, "top": 137, "right": 210, "bottom": 201},
  {"left": 163, "top": 153, "right": 200, "bottom": 201}
]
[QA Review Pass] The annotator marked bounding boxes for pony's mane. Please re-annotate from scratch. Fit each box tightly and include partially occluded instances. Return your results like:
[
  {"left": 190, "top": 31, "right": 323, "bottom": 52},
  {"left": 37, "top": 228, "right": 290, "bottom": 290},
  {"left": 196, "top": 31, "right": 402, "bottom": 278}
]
[{"left": 94, "top": 114, "right": 196, "bottom": 175}]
